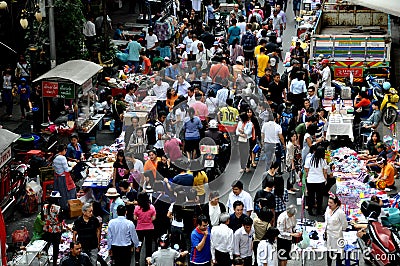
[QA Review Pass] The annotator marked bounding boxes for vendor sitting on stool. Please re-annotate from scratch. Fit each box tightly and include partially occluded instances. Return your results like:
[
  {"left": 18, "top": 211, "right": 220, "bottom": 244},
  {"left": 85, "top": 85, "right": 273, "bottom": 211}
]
[
  {"left": 369, "top": 157, "right": 395, "bottom": 191},
  {"left": 366, "top": 142, "right": 387, "bottom": 172}
]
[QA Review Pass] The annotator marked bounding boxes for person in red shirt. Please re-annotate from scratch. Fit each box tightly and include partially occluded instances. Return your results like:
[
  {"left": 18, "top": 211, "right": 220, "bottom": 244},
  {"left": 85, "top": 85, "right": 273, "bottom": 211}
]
[
  {"left": 164, "top": 135, "right": 183, "bottom": 162},
  {"left": 354, "top": 90, "right": 371, "bottom": 124},
  {"left": 140, "top": 51, "right": 152, "bottom": 75},
  {"left": 209, "top": 56, "right": 230, "bottom": 82}
]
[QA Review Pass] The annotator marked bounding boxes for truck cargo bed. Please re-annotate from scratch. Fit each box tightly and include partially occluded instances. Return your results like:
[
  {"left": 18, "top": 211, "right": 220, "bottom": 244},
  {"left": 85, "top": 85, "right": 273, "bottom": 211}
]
[{"left": 320, "top": 26, "right": 388, "bottom": 35}]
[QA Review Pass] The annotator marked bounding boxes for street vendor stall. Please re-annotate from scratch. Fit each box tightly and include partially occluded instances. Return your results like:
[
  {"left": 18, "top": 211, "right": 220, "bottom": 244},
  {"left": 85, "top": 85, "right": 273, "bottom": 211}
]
[
  {"left": 33, "top": 60, "right": 103, "bottom": 152},
  {"left": 0, "top": 129, "right": 21, "bottom": 220}
]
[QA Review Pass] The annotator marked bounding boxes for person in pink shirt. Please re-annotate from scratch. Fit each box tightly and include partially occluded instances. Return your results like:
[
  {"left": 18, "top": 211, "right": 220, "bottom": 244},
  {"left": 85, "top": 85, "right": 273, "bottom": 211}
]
[
  {"left": 134, "top": 192, "right": 156, "bottom": 265},
  {"left": 191, "top": 93, "right": 209, "bottom": 121},
  {"left": 164, "top": 135, "right": 183, "bottom": 162}
]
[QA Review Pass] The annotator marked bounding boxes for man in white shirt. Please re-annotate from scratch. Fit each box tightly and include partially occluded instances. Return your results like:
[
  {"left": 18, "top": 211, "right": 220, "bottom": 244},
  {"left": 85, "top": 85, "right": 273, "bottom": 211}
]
[
  {"left": 211, "top": 213, "right": 234, "bottom": 266},
  {"left": 183, "top": 32, "right": 194, "bottom": 55},
  {"left": 226, "top": 180, "right": 253, "bottom": 216},
  {"left": 187, "top": 87, "right": 196, "bottom": 106},
  {"left": 154, "top": 111, "right": 167, "bottom": 156},
  {"left": 319, "top": 59, "right": 332, "bottom": 89},
  {"left": 196, "top": 43, "right": 212, "bottom": 71},
  {"left": 190, "top": 34, "right": 203, "bottom": 60},
  {"left": 216, "top": 80, "right": 231, "bottom": 108},
  {"left": 83, "top": 16, "right": 96, "bottom": 53},
  {"left": 145, "top": 28, "right": 158, "bottom": 58},
  {"left": 152, "top": 76, "right": 169, "bottom": 100},
  {"left": 261, "top": 112, "right": 285, "bottom": 171},
  {"left": 173, "top": 75, "right": 191, "bottom": 97}
]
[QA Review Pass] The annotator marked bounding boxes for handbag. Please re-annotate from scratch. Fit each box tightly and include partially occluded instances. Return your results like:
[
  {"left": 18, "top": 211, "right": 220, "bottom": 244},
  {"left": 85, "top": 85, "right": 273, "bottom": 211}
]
[
  {"left": 252, "top": 143, "right": 261, "bottom": 153},
  {"left": 12, "top": 227, "right": 30, "bottom": 245}
]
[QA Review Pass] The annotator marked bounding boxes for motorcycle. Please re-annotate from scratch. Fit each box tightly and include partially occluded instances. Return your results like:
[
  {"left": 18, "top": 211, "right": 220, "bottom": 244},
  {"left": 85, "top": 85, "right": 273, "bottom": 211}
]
[
  {"left": 360, "top": 201, "right": 400, "bottom": 265},
  {"left": 366, "top": 75, "right": 399, "bottom": 126}
]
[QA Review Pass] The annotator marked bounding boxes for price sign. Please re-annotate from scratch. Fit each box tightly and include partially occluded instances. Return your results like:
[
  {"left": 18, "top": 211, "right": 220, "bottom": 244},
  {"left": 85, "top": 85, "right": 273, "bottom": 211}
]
[
  {"left": 42, "top": 81, "right": 58, "bottom": 97},
  {"left": 334, "top": 67, "right": 363, "bottom": 78},
  {"left": 58, "top": 82, "right": 75, "bottom": 99}
]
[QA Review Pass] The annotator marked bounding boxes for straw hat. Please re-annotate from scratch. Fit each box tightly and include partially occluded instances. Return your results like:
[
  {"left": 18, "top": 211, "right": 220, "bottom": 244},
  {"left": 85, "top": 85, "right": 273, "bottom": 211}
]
[{"left": 105, "top": 188, "right": 120, "bottom": 197}]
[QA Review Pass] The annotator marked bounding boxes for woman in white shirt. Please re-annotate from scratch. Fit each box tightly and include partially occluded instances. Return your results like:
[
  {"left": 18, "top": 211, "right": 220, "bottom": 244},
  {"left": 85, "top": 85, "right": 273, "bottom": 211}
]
[
  {"left": 167, "top": 191, "right": 186, "bottom": 249},
  {"left": 257, "top": 227, "right": 280, "bottom": 266},
  {"left": 236, "top": 112, "right": 254, "bottom": 173},
  {"left": 325, "top": 193, "right": 348, "bottom": 266},
  {"left": 304, "top": 146, "right": 328, "bottom": 216}
]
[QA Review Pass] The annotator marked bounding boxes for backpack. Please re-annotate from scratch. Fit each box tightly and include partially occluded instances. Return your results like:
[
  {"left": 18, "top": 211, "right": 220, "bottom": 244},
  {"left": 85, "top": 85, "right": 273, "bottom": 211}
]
[
  {"left": 241, "top": 32, "right": 256, "bottom": 52},
  {"left": 145, "top": 121, "right": 157, "bottom": 146},
  {"left": 280, "top": 105, "right": 293, "bottom": 134}
]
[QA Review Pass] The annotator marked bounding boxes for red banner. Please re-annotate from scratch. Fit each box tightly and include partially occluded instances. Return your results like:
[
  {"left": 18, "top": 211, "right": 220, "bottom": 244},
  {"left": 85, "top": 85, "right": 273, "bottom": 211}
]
[
  {"left": 42, "top": 81, "right": 58, "bottom": 97},
  {"left": 334, "top": 67, "right": 363, "bottom": 78}
]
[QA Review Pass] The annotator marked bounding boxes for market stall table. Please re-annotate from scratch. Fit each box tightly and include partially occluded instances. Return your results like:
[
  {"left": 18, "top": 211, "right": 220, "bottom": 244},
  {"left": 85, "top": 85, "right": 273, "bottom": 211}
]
[
  {"left": 326, "top": 114, "right": 354, "bottom": 141},
  {"left": 124, "top": 95, "right": 158, "bottom": 126}
]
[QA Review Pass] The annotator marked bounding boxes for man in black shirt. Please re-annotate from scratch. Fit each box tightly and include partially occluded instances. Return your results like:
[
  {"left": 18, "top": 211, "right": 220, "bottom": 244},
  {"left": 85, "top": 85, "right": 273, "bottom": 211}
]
[
  {"left": 72, "top": 203, "right": 101, "bottom": 266},
  {"left": 119, "top": 180, "right": 138, "bottom": 221},
  {"left": 258, "top": 68, "right": 273, "bottom": 98},
  {"left": 268, "top": 73, "right": 286, "bottom": 105},
  {"left": 199, "top": 26, "right": 215, "bottom": 50},
  {"left": 60, "top": 241, "right": 92, "bottom": 266},
  {"left": 228, "top": 201, "right": 248, "bottom": 232}
]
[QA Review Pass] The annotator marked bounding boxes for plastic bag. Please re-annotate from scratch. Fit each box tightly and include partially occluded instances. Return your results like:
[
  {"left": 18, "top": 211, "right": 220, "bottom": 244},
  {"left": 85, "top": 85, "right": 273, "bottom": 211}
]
[{"left": 297, "top": 229, "right": 310, "bottom": 249}]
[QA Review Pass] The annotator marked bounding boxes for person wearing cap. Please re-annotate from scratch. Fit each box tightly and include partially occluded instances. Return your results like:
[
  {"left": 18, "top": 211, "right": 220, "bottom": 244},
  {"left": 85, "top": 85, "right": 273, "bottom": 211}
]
[
  {"left": 108, "top": 205, "right": 140, "bottom": 266},
  {"left": 290, "top": 41, "right": 305, "bottom": 63},
  {"left": 17, "top": 77, "right": 31, "bottom": 119},
  {"left": 106, "top": 187, "right": 125, "bottom": 220},
  {"left": 318, "top": 59, "right": 332, "bottom": 89},
  {"left": 42, "top": 190, "right": 64, "bottom": 265},
  {"left": 210, "top": 41, "right": 222, "bottom": 58}
]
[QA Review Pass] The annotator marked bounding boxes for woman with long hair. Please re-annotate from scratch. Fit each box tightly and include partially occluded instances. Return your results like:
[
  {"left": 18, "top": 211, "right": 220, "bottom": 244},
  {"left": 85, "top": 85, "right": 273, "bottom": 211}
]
[
  {"left": 166, "top": 88, "right": 179, "bottom": 112},
  {"left": 230, "top": 38, "right": 244, "bottom": 65},
  {"left": 246, "top": 108, "right": 261, "bottom": 168},
  {"left": 253, "top": 208, "right": 274, "bottom": 264},
  {"left": 359, "top": 131, "right": 381, "bottom": 160},
  {"left": 52, "top": 144, "right": 75, "bottom": 211},
  {"left": 256, "top": 227, "right": 280, "bottom": 266},
  {"left": 112, "top": 149, "right": 129, "bottom": 189},
  {"left": 236, "top": 112, "right": 253, "bottom": 173},
  {"left": 134, "top": 192, "right": 156, "bottom": 265},
  {"left": 167, "top": 191, "right": 187, "bottom": 249},
  {"left": 183, "top": 107, "right": 202, "bottom": 159},
  {"left": 286, "top": 131, "right": 301, "bottom": 193},
  {"left": 301, "top": 123, "right": 317, "bottom": 164},
  {"left": 304, "top": 146, "right": 328, "bottom": 216}
]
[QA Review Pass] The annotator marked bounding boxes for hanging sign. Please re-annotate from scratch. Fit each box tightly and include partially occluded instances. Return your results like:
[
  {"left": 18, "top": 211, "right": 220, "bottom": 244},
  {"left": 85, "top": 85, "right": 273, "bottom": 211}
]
[
  {"left": 42, "top": 81, "right": 59, "bottom": 97},
  {"left": 58, "top": 83, "right": 75, "bottom": 99}
]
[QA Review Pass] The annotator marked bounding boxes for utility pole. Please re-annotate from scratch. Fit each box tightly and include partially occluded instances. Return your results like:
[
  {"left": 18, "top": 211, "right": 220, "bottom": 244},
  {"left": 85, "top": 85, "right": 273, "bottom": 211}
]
[{"left": 48, "top": 0, "right": 56, "bottom": 68}]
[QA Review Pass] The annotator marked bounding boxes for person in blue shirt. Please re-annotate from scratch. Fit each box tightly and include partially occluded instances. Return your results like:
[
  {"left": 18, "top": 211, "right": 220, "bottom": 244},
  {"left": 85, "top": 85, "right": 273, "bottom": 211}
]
[
  {"left": 113, "top": 23, "right": 125, "bottom": 40},
  {"left": 183, "top": 107, "right": 203, "bottom": 159},
  {"left": 172, "top": 161, "right": 194, "bottom": 190},
  {"left": 227, "top": 18, "right": 241, "bottom": 45},
  {"left": 127, "top": 35, "right": 143, "bottom": 72},
  {"left": 17, "top": 77, "right": 31, "bottom": 119},
  {"left": 107, "top": 205, "right": 139, "bottom": 266},
  {"left": 190, "top": 215, "right": 211, "bottom": 265},
  {"left": 66, "top": 134, "right": 84, "bottom": 181}
]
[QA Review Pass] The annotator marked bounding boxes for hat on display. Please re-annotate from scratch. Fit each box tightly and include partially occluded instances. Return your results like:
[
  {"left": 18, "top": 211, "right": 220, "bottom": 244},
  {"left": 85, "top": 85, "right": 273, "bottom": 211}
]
[
  {"left": 105, "top": 187, "right": 120, "bottom": 197},
  {"left": 50, "top": 191, "right": 62, "bottom": 198},
  {"left": 213, "top": 41, "right": 219, "bottom": 46}
]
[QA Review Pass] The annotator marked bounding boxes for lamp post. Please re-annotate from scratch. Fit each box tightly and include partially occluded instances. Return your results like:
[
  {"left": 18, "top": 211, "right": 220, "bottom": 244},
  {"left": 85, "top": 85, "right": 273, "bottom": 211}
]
[{"left": 20, "top": 0, "right": 42, "bottom": 48}]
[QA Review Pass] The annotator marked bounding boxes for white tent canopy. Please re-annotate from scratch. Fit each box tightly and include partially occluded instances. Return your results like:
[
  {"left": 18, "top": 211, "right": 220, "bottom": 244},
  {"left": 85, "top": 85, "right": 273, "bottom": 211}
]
[
  {"left": 0, "top": 129, "right": 19, "bottom": 154},
  {"left": 350, "top": 0, "right": 400, "bottom": 18},
  {"left": 33, "top": 60, "right": 103, "bottom": 86}
]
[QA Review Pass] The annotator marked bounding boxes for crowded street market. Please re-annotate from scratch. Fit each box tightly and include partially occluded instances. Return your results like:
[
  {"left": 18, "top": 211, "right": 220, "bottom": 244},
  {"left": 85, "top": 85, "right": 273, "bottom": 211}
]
[{"left": 1, "top": 0, "right": 400, "bottom": 266}]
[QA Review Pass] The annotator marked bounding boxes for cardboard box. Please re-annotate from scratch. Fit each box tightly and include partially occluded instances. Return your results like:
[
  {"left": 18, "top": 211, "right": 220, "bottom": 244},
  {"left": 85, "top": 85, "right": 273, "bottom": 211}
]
[{"left": 68, "top": 199, "right": 83, "bottom": 218}]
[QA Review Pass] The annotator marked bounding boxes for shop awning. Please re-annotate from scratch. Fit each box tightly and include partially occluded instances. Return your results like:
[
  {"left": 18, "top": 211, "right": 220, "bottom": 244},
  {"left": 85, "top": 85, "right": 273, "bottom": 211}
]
[
  {"left": 350, "top": 0, "right": 400, "bottom": 18},
  {"left": 0, "top": 129, "right": 19, "bottom": 154},
  {"left": 33, "top": 60, "right": 103, "bottom": 86}
]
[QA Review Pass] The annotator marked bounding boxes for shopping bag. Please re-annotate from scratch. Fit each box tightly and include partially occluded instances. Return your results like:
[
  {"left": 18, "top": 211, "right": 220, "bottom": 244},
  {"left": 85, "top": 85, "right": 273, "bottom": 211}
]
[
  {"left": 252, "top": 143, "right": 261, "bottom": 153},
  {"left": 297, "top": 229, "right": 310, "bottom": 249}
]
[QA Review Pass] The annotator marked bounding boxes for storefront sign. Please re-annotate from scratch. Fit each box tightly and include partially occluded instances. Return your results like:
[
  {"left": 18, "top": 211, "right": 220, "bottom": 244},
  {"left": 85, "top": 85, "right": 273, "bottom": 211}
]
[
  {"left": 334, "top": 67, "right": 363, "bottom": 78},
  {"left": 58, "top": 83, "right": 75, "bottom": 99},
  {"left": 42, "top": 81, "right": 59, "bottom": 97},
  {"left": 0, "top": 147, "right": 11, "bottom": 169}
]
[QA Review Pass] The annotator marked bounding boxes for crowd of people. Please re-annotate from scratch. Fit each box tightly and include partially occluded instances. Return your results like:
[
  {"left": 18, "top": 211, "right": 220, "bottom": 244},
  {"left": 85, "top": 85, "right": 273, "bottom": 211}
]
[{"left": 32, "top": 0, "right": 400, "bottom": 266}]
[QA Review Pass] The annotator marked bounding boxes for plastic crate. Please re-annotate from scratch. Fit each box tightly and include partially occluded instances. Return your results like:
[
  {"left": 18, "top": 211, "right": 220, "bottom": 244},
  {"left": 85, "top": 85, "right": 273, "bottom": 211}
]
[{"left": 39, "top": 166, "right": 54, "bottom": 182}]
